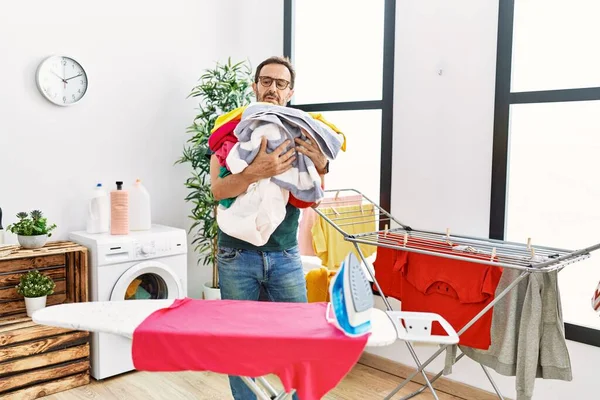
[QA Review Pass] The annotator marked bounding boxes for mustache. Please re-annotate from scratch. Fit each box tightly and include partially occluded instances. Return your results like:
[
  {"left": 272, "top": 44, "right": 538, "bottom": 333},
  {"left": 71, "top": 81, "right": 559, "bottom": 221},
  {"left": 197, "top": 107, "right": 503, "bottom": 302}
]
[{"left": 264, "top": 91, "right": 279, "bottom": 100}]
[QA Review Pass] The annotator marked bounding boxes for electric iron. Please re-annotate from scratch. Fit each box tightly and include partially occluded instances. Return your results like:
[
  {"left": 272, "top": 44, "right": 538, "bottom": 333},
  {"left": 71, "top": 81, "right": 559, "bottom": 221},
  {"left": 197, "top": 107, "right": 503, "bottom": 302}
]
[{"left": 326, "top": 251, "right": 374, "bottom": 337}]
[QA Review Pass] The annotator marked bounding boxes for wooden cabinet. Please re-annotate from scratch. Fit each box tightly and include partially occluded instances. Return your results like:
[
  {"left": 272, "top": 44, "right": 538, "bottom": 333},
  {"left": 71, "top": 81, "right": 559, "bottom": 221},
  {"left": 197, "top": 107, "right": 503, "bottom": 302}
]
[{"left": 0, "top": 241, "right": 90, "bottom": 399}]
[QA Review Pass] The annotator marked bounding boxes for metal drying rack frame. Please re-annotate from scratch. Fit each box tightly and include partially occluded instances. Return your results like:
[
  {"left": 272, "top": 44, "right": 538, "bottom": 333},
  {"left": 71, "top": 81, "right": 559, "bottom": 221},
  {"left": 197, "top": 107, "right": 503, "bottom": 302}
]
[{"left": 312, "top": 188, "right": 600, "bottom": 400}]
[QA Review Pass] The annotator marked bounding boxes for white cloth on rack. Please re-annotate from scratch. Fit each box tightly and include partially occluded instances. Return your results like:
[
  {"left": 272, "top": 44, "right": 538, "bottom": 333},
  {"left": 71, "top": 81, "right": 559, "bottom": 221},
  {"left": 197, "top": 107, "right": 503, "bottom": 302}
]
[{"left": 446, "top": 268, "right": 571, "bottom": 400}]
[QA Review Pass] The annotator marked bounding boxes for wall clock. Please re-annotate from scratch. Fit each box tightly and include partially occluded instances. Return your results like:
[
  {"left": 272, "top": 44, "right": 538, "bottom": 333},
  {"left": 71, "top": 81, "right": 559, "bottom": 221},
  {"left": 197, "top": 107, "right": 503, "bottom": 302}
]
[{"left": 35, "top": 55, "right": 88, "bottom": 106}]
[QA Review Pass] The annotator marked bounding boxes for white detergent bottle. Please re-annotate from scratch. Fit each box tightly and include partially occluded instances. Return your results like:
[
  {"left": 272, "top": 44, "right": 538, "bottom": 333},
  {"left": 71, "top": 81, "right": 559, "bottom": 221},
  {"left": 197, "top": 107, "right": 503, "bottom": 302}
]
[
  {"left": 86, "top": 183, "right": 110, "bottom": 233},
  {"left": 129, "top": 179, "right": 151, "bottom": 230}
]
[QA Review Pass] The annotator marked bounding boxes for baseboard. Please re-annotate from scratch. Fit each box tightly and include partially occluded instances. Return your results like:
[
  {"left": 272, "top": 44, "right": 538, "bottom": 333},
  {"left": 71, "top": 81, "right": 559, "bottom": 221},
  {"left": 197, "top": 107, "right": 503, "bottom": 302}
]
[{"left": 358, "top": 352, "right": 509, "bottom": 400}]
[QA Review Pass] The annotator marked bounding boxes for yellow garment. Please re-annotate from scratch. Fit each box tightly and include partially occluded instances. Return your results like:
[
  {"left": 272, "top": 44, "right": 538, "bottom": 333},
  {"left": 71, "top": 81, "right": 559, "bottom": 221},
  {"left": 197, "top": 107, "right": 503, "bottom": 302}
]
[
  {"left": 210, "top": 105, "right": 247, "bottom": 133},
  {"left": 311, "top": 204, "right": 377, "bottom": 269},
  {"left": 210, "top": 106, "right": 347, "bottom": 152},
  {"left": 308, "top": 112, "right": 347, "bottom": 152},
  {"left": 126, "top": 279, "right": 142, "bottom": 299},
  {"left": 305, "top": 267, "right": 337, "bottom": 303}
]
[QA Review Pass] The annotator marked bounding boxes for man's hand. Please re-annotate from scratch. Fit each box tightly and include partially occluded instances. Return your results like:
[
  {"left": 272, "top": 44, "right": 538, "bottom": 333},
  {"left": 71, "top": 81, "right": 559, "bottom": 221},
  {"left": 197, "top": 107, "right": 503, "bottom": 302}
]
[
  {"left": 243, "top": 137, "right": 296, "bottom": 182},
  {"left": 295, "top": 130, "right": 328, "bottom": 174}
]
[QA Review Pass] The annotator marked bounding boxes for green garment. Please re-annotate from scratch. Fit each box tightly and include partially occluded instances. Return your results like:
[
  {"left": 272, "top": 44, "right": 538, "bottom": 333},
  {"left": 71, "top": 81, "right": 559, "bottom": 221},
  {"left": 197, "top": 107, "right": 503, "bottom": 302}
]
[{"left": 218, "top": 166, "right": 235, "bottom": 209}]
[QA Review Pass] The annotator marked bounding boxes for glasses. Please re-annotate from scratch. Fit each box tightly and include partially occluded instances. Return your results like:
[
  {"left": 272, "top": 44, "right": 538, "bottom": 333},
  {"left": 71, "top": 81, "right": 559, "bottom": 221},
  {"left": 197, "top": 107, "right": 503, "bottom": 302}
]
[{"left": 258, "top": 76, "right": 291, "bottom": 90}]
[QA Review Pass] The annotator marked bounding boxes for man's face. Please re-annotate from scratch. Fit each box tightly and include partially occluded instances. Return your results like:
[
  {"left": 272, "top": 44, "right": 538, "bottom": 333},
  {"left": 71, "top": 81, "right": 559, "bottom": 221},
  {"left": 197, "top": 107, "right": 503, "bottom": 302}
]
[{"left": 252, "top": 63, "right": 294, "bottom": 106}]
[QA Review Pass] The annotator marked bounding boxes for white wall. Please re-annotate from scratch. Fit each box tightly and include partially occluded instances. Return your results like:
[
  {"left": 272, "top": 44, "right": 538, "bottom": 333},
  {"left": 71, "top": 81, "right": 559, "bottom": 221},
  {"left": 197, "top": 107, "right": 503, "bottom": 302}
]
[
  {"left": 0, "top": 0, "right": 221, "bottom": 298},
  {"left": 0, "top": 0, "right": 286, "bottom": 298},
  {"left": 366, "top": 1, "right": 600, "bottom": 399},
  {"left": 223, "top": 0, "right": 285, "bottom": 72}
]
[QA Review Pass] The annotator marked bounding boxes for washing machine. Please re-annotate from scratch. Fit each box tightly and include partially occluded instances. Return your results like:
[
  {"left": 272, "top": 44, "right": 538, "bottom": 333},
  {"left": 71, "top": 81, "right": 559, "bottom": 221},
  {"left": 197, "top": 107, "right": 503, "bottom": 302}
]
[{"left": 69, "top": 224, "right": 188, "bottom": 380}]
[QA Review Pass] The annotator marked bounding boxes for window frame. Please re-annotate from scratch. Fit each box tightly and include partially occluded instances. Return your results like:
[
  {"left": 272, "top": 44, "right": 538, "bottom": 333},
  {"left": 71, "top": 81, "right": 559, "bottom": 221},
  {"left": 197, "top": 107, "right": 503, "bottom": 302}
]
[
  {"left": 491, "top": 0, "right": 600, "bottom": 347},
  {"left": 283, "top": 0, "right": 396, "bottom": 226}
]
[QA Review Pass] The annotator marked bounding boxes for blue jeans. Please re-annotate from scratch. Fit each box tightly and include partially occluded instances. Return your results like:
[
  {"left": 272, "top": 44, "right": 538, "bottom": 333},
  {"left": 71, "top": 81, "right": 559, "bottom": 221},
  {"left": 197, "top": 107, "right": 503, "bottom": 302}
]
[{"left": 217, "top": 245, "right": 306, "bottom": 400}]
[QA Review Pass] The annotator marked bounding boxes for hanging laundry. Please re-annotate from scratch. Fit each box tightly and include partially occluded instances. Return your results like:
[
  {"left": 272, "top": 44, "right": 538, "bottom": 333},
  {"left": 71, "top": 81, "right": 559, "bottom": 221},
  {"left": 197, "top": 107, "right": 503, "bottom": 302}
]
[
  {"left": 392, "top": 236, "right": 503, "bottom": 350},
  {"left": 311, "top": 203, "right": 377, "bottom": 269},
  {"left": 218, "top": 104, "right": 343, "bottom": 246},
  {"left": 298, "top": 195, "right": 363, "bottom": 256},
  {"left": 455, "top": 268, "right": 572, "bottom": 400},
  {"left": 371, "top": 245, "right": 404, "bottom": 301}
]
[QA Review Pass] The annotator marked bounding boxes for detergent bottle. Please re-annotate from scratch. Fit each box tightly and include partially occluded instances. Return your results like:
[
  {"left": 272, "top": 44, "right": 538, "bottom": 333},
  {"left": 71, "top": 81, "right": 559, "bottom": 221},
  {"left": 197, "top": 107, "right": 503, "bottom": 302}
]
[
  {"left": 129, "top": 179, "right": 151, "bottom": 231},
  {"left": 86, "top": 183, "right": 110, "bottom": 234},
  {"left": 110, "top": 181, "right": 129, "bottom": 235}
]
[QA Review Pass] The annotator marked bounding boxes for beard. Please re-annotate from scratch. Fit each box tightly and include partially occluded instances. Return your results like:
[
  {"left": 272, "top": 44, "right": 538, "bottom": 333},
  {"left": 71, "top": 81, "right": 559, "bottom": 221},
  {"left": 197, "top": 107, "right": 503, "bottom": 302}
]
[{"left": 260, "top": 90, "right": 283, "bottom": 106}]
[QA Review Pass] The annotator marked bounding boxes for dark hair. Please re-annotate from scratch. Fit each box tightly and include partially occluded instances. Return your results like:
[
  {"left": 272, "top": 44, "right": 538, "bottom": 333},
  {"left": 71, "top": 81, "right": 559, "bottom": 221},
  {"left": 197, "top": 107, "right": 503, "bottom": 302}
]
[{"left": 254, "top": 56, "right": 296, "bottom": 89}]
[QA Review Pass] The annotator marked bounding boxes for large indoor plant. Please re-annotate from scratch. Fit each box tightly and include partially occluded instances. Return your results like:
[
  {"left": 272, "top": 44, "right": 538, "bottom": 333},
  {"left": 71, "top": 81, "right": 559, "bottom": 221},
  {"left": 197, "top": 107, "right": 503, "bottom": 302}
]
[
  {"left": 176, "top": 58, "right": 254, "bottom": 299},
  {"left": 7, "top": 210, "right": 57, "bottom": 249},
  {"left": 16, "top": 270, "right": 56, "bottom": 317}
]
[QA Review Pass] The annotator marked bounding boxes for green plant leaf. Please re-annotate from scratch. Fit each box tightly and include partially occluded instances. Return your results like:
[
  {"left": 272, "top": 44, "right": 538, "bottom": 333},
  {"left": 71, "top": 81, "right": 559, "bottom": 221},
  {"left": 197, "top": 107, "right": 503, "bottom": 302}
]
[
  {"left": 7, "top": 210, "right": 57, "bottom": 236},
  {"left": 15, "top": 270, "right": 56, "bottom": 297},
  {"left": 178, "top": 59, "right": 254, "bottom": 288}
]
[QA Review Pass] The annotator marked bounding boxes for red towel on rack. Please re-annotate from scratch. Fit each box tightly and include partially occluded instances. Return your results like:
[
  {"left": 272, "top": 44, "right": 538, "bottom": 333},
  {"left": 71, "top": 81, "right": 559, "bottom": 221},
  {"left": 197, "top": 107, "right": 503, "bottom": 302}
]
[
  {"left": 131, "top": 298, "right": 368, "bottom": 400},
  {"left": 387, "top": 235, "right": 502, "bottom": 350}
]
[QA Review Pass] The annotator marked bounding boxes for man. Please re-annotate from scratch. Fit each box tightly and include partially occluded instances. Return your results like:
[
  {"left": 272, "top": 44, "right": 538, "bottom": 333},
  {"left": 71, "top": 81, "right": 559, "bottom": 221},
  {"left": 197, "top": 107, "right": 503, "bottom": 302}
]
[{"left": 209, "top": 56, "right": 329, "bottom": 400}]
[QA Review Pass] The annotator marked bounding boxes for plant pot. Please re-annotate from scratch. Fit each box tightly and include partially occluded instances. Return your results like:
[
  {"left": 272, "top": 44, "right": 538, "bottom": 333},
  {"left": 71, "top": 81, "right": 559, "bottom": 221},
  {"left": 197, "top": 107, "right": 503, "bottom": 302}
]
[
  {"left": 17, "top": 234, "right": 48, "bottom": 249},
  {"left": 25, "top": 295, "right": 47, "bottom": 317},
  {"left": 203, "top": 281, "right": 221, "bottom": 300}
]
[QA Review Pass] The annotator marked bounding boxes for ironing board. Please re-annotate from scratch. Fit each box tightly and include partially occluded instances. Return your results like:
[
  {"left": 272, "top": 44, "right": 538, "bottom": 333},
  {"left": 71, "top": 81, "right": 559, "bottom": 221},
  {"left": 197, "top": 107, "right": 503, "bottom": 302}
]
[
  {"left": 31, "top": 299, "right": 398, "bottom": 345},
  {"left": 32, "top": 298, "right": 419, "bottom": 400}
]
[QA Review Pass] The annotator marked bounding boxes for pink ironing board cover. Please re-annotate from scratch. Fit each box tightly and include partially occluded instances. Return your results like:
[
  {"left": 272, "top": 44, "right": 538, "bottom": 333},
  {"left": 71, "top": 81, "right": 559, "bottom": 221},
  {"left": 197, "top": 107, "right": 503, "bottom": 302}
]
[{"left": 131, "top": 298, "right": 369, "bottom": 400}]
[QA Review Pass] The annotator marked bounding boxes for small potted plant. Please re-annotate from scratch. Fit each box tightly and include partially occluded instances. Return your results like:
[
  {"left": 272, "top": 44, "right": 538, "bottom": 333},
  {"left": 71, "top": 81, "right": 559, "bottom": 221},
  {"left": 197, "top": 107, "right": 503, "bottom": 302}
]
[
  {"left": 7, "top": 210, "right": 57, "bottom": 249},
  {"left": 16, "top": 270, "right": 56, "bottom": 317}
]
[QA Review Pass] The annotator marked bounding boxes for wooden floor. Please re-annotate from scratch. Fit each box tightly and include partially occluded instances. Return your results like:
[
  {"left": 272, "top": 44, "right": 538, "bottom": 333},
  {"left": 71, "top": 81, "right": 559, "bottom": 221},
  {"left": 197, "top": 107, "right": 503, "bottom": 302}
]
[{"left": 41, "top": 363, "right": 465, "bottom": 400}]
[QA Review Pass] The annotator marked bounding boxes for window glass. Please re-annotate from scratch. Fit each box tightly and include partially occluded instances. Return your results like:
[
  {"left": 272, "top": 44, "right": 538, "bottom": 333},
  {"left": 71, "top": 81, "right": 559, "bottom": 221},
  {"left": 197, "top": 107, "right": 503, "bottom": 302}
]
[
  {"left": 292, "top": 0, "right": 385, "bottom": 104},
  {"left": 505, "top": 101, "right": 600, "bottom": 329},
  {"left": 511, "top": 0, "right": 600, "bottom": 92},
  {"left": 312, "top": 109, "right": 381, "bottom": 203}
]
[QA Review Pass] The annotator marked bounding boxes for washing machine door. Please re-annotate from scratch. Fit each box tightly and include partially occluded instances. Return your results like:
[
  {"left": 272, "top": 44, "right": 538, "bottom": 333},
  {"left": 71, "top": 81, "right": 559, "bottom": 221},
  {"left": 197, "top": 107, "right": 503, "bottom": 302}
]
[{"left": 110, "top": 260, "right": 184, "bottom": 301}]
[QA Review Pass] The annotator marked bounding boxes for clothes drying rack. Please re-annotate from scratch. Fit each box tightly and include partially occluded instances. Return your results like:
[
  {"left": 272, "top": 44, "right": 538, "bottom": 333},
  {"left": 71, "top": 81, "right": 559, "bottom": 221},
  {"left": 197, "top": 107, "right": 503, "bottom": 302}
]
[{"left": 312, "top": 188, "right": 600, "bottom": 400}]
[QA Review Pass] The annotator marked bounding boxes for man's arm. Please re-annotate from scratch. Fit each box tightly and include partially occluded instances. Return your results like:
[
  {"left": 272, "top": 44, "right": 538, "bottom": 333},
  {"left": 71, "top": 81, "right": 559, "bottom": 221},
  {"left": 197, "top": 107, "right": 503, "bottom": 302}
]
[
  {"left": 318, "top": 171, "right": 326, "bottom": 188},
  {"left": 295, "top": 131, "right": 328, "bottom": 187},
  {"left": 210, "top": 155, "right": 253, "bottom": 200},
  {"left": 210, "top": 137, "right": 296, "bottom": 201}
]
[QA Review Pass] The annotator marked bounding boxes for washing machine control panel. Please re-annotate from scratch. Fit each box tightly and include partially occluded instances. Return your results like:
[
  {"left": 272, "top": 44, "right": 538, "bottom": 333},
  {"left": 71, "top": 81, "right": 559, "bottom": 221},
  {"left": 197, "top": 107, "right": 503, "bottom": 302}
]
[
  {"left": 85, "top": 227, "right": 188, "bottom": 267},
  {"left": 134, "top": 237, "right": 180, "bottom": 259}
]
